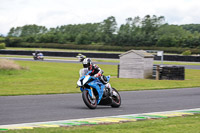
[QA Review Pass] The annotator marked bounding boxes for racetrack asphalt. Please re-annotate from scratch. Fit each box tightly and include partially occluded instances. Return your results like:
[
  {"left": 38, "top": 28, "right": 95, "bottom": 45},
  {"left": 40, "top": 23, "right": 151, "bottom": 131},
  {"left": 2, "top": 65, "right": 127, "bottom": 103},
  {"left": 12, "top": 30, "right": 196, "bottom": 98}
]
[{"left": 0, "top": 87, "right": 200, "bottom": 125}]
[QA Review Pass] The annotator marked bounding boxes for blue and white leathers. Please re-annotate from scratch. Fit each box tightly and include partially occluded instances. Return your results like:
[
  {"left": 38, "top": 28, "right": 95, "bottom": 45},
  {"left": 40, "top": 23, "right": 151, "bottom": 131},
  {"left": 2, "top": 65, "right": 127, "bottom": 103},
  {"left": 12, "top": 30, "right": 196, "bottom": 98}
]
[{"left": 77, "top": 69, "right": 110, "bottom": 104}]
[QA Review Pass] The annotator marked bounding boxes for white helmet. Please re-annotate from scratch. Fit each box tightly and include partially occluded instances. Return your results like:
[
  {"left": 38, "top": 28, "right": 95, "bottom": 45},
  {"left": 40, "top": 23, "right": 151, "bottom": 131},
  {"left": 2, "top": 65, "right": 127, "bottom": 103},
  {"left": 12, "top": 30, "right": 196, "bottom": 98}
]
[{"left": 82, "top": 58, "right": 91, "bottom": 68}]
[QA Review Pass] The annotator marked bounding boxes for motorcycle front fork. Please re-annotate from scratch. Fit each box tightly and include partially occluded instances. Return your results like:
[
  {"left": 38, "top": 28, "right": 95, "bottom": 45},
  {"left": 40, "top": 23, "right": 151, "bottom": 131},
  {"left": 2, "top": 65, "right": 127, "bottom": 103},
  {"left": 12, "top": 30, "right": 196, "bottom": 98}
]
[{"left": 90, "top": 87, "right": 96, "bottom": 100}]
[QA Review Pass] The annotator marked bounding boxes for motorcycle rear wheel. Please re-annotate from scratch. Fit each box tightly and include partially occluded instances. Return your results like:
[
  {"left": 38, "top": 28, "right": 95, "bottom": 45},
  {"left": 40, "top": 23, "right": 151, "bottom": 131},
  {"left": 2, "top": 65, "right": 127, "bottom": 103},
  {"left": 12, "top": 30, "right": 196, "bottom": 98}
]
[
  {"left": 82, "top": 90, "right": 97, "bottom": 109},
  {"left": 111, "top": 88, "right": 121, "bottom": 108}
]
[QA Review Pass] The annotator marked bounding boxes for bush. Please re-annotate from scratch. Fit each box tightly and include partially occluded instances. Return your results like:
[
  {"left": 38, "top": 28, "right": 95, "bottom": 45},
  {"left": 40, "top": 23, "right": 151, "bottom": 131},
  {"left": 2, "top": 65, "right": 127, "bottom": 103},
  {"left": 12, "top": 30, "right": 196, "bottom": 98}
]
[
  {"left": 5, "top": 37, "right": 23, "bottom": 47},
  {"left": 182, "top": 50, "right": 192, "bottom": 56},
  {"left": 0, "top": 37, "right": 5, "bottom": 43},
  {"left": 0, "top": 43, "right": 5, "bottom": 49},
  {"left": 6, "top": 42, "right": 200, "bottom": 54}
]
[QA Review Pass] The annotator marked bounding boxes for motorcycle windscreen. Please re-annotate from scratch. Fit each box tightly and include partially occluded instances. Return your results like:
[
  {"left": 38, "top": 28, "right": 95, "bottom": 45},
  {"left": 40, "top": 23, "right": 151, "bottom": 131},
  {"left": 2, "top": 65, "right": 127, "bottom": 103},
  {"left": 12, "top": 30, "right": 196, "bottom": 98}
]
[{"left": 79, "top": 68, "right": 88, "bottom": 77}]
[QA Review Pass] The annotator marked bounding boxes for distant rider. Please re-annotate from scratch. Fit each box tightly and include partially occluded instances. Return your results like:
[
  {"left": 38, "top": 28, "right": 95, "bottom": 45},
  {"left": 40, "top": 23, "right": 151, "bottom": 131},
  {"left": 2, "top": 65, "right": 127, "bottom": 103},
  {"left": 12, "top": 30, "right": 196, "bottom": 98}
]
[
  {"left": 34, "top": 50, "right": 43, "bottom": 59},
  {"left": 77, "top": 53, "right": 86, "bottom": 62}
]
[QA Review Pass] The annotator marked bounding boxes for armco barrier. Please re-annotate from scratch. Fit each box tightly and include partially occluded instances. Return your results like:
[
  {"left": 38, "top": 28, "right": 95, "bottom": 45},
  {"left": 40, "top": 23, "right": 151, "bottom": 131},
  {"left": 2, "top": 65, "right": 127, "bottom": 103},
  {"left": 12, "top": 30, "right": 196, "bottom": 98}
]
[
  {"left": 154, "top": 55, "right": 200, "bottom": 62},
  {"left": 0, "top": 50, "right": 119, "bottom": 59},
  {"left": 0, "top": 50, "right": 200, "bottom": 62}
]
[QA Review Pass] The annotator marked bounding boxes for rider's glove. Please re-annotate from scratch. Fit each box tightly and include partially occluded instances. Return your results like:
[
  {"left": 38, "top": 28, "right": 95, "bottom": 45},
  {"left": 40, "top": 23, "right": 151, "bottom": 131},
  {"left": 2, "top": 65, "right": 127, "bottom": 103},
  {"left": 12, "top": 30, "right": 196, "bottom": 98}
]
[{"left": 94, "top": 73, "right": 101, "bottom": 77}]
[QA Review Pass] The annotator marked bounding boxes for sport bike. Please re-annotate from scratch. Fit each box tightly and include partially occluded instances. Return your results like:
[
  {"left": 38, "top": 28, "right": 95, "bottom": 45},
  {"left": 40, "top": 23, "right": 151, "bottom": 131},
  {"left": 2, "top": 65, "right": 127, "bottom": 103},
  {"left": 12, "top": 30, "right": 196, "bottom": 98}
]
[
  {"left": 77, "top": 68, "right": 121, "bottom": 109},
  {"left": 32, "top": 53, "right": 44, "bottom": 60}
]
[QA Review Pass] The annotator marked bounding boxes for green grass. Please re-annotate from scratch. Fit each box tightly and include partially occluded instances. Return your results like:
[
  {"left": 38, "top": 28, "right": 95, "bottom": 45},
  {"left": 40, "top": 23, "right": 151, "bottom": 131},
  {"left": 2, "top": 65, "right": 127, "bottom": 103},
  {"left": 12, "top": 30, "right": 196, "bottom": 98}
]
[
  {"left": 0, "top": 61, "right": 116, "bottom": 96},
  {"left": 0, "top": 60, "right": 200, "bottom": 96},
  {"left": 5, "top": 114, "right": 200, "bottom": 133},
  {"left": 112, "top": 68, "right": 200, "bottom": 91}
]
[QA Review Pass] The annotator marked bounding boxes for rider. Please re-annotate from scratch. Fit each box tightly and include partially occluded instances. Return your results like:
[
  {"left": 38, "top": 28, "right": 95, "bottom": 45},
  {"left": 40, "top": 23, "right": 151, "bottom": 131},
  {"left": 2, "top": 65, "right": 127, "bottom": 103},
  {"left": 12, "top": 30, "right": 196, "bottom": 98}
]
[
  {"left": 77, "top": 53, "right": 86, "bottom": 62},
  {"left": 34, "top": 50, "right": 39, "bottom": 56},
  {"left": 82, "top": 58, "right": 113, "bottom": 96}
]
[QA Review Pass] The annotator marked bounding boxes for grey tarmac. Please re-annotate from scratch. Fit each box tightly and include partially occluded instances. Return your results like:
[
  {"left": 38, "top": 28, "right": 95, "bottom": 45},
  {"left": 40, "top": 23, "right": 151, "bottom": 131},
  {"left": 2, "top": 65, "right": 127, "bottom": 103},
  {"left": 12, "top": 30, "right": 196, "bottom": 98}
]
[{"left": 0, "top": 87, "right": 200, "bottom": 125}]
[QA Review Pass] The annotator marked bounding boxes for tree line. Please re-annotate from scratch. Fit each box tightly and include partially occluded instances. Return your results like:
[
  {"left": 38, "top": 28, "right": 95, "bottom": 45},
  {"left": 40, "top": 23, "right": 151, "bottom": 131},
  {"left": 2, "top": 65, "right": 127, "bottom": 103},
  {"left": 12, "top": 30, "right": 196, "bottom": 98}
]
[{"left": 5, "top": 15, "right": 200, "bottom": 48}]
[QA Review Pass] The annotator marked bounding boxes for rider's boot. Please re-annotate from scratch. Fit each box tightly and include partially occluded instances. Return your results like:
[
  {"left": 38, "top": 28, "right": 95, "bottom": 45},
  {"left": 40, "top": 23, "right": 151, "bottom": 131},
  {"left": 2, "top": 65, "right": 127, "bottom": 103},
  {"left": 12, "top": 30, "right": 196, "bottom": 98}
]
[{"left": 105, "top": 83, "right": 113, "bottom": 97}]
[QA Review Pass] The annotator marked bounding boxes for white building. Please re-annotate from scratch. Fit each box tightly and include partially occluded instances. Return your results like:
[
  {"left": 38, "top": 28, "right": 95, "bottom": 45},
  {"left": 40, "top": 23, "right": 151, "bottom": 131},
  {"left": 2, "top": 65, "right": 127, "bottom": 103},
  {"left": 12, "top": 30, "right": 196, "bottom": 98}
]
[{"left": 119, "top": 50, "right": 154, "bottom": 79}]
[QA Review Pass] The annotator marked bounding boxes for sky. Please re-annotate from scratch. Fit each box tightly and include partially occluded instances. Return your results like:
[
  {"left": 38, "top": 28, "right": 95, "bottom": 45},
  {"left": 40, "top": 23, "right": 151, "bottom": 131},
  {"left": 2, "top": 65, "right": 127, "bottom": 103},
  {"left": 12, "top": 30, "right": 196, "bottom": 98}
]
[{"left": 0, "top": 0, "right": 200, "bottom": 35}]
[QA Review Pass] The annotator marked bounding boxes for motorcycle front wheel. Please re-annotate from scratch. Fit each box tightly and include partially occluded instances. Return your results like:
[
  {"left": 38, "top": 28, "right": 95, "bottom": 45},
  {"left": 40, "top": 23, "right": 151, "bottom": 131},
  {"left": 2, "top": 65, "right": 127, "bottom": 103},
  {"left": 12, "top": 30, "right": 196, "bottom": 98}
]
[
  {"left": 111, "top": 88, "right": 121, "bottom": 108},
  {"left": 82, "top": 90, "right": 97, "bottom": 109}
]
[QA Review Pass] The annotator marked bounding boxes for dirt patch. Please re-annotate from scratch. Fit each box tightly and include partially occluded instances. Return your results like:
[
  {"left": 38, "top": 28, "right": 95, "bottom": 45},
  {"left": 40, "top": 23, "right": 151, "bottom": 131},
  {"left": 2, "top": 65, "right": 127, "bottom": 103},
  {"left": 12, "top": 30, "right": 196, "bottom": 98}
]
[{"left": 0, "top": 59, "right": 26, "bottom": 70}]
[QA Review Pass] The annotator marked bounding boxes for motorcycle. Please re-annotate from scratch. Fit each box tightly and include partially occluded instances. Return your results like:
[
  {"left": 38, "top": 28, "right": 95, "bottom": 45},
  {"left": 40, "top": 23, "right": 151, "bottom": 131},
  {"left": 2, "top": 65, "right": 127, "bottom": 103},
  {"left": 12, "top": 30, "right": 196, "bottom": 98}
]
[
  {"left": 77, "top": 68, "right": 121, "bottom": 109},
  {"left": 32, "top": 53, "right": 44, "bottom": 60}
]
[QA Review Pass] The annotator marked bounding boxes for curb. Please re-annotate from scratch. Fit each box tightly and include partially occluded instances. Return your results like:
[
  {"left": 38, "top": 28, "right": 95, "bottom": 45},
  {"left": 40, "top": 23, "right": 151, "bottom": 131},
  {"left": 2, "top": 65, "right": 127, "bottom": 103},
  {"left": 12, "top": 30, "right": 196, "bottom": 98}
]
[{"left": 0, "top": 108, "right": 200, "bottom": 131}]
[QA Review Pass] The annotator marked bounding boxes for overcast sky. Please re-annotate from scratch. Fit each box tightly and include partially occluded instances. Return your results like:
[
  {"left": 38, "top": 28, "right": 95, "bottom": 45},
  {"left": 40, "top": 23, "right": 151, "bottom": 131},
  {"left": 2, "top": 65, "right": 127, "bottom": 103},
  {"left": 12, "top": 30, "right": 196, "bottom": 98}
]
[{"left": 0, "top": 0, "right": 200, "bottom": 35}]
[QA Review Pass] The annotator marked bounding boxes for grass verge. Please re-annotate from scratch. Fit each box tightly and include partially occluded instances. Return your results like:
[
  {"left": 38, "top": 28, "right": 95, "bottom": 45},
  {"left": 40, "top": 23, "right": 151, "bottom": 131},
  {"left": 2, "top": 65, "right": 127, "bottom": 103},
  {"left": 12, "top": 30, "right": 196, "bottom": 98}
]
[
  {"left": 0, "top": 60, "right": 200, "bottom": 96},
  {"left": 5, "top": 114, "right": 200, "bottom": 133}
]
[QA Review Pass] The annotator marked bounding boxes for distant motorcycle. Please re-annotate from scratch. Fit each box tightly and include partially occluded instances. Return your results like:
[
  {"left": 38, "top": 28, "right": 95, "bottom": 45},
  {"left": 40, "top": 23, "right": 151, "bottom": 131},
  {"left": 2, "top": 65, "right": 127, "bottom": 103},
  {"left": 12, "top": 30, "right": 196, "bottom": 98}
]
[
  {"left": 32, "top": 53, "right": 44, "bottom": 60},
  {"left": 77, "top": 68, "right": 121, "bottom": 109}
]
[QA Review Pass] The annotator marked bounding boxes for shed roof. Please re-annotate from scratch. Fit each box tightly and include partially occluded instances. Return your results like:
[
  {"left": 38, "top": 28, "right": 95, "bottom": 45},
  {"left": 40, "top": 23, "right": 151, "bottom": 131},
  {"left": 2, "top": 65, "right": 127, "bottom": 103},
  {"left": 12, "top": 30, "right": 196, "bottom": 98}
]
[{"left": 119, "top": 50, "right": 154, "bottom": 58}]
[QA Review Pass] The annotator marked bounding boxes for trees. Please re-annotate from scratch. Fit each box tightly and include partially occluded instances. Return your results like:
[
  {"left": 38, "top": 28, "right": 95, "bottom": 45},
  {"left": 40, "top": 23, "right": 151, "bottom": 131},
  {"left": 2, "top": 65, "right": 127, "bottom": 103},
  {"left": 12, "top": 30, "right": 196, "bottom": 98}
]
[
  {"left": 181, "top": 24, "right": 200, "bottom": 33},
  {"left": 100, "top": 16, "right": 117, "bottom": 44},
  {"left": 5, "top": 15, "right": 200, "bottom": 48},
  {"left": 155, "top": 24, "right": 200, "bottom": 47},
  {"left": 116, "top": 15, "right": 166, "bottom": 46},
  {"left": 140, "top": 15, "right": 165, "bottom": 46},
  {"left": 8, "top": 25, "right": 47, "bottom": 37}
]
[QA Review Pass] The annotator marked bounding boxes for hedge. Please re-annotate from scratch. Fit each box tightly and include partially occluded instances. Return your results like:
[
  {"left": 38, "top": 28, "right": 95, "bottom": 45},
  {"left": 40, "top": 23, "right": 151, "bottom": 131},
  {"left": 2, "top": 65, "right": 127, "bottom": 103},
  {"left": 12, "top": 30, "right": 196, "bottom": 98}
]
[
  {"left": 0, "top": 43, "right": 5, "bottom": 49},
  {"left": 7, "top": 42, "right": 200, "bottom": 54},
  {"left": 0, "top": 37, "right": 5, "bottom": 43}
]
